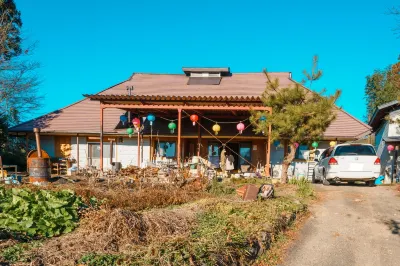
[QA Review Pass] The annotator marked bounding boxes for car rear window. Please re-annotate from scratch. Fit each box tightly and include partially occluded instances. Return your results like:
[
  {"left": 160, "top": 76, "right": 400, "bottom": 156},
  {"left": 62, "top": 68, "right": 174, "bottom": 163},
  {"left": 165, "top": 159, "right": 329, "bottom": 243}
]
[{"left": 334, "top": 145, "right": 376, "bottom": 156}]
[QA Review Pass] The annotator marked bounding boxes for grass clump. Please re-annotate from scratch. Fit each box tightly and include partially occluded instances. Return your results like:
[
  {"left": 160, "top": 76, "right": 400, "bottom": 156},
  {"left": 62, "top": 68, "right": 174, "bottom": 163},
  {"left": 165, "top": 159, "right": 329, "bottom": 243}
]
[
  {"left": 78, "top": 253, "right": 124, "bottom": 266},
  {"left": 206, "top": 179, "right": 236, "bottom": 196},
  {"left": 0, "top": 241, "right": 42, "bottom": 263},
  {"left": 289, "top": 177, "right": 314, "bottom": 198}
]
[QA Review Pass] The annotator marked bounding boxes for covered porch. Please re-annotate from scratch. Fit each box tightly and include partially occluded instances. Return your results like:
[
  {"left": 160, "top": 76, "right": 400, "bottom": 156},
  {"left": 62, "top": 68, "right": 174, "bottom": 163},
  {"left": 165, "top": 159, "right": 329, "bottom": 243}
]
[{"left": 84, "top": 94, "right": 272, "bottom": 174}]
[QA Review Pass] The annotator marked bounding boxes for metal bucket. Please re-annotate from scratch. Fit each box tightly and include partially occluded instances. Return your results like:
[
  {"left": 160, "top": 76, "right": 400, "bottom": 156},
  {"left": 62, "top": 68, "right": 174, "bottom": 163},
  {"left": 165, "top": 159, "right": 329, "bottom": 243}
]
[{"left": 29, "top": 158, "right": 51, "bottom": 183}]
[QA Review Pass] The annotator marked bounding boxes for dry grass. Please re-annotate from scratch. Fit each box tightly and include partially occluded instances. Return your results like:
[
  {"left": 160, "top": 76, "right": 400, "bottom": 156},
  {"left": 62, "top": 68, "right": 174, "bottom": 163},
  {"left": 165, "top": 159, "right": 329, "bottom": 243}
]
[
  {"left": 3, "top": 180, "right": 313, "bottom": 266},
  {"left": 30, "top": 204, "right": 201, "bottom": 266}
]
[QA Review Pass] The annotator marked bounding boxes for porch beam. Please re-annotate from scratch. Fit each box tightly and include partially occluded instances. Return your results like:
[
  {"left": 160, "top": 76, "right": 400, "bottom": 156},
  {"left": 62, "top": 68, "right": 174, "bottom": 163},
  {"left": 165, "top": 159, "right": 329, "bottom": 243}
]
[
  {"left": 266, "top": 123, "right": 272, "bottom": 176},
  {"left": 100, "top": 107, "right": 104, "bottom": 171},
  {"left": 137, "top": 129, "right": 141, "bottom": 167},
  {"left": 101, "top": 103, "right": 272, "bottom": 112},
  {"left": 76, "top": 134, "right": 80, "bottom": 170},
  {"left": 177, "top": 108, "right": 182, "bottom": 167}
]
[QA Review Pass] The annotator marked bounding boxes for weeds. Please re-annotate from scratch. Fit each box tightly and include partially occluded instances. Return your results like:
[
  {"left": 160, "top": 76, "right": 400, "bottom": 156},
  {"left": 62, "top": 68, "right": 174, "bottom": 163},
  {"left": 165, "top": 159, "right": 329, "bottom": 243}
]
[
  {"left": 0, "top": 241, "right": 42, "bottom": 263},
  {"left": 289, "top": 177, "right": 314, "bottom": 198},
  {"left": 206, "top": 179, "right": 236, "bottom": 196},
  {"left": 78, "top": 253, "right": 124, "bottom": 266}
]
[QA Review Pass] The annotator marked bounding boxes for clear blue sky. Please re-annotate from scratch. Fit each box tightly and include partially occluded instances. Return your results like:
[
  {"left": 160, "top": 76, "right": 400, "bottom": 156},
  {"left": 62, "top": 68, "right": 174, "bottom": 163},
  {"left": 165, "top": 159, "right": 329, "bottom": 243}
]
[{"left": 17, "top": 0, "right": 399, "bottom": 122}]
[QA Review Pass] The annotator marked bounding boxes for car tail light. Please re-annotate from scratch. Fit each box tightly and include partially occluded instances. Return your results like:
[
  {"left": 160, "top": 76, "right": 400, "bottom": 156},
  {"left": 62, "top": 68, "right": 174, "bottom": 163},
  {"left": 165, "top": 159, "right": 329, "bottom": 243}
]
[
  {"left": 328, "top": 157, "right": 338, "bottom": 165},
  {"left": 374, "top": 157, "right": 381, "bottom": 165}
]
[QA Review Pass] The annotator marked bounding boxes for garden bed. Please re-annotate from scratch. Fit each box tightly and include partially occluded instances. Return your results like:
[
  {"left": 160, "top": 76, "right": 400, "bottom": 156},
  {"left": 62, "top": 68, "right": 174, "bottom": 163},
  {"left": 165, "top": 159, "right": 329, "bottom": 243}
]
[{"left": 0, "top": 178, "right": 314, "bottom": 266}]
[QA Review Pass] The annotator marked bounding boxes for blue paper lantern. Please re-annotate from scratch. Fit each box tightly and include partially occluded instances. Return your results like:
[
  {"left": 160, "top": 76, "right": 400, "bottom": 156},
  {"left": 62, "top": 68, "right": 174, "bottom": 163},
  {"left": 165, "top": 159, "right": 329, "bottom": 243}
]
[
  {"left": 120, "top": 115, "right": 128, "bottom": 125},
  {"left": 260, "top": 115, "right": 267, "bottom": 121},
  {"left": 273, "top": 140, "right": 280, "bottom": 147},
  {"left": 147, "top": 113, "right": 156, "bottom": 126}
]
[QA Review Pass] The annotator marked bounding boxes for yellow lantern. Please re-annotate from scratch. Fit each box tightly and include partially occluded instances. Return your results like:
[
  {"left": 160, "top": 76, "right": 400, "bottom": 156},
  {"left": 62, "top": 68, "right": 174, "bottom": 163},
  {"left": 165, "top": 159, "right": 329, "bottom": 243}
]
[
  {"left": 330, "top": 141, "right": 336, "bottom": 147},
  {"left": 212, "top": 123, "right": 221, "bottom": 135}
]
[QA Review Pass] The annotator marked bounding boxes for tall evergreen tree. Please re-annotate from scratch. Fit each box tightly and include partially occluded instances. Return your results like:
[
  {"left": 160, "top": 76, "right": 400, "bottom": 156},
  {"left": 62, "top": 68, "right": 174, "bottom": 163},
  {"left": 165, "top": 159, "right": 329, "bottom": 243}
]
[
  {"left": 0, "top": 0, "right": 22, "bottom": 61},
  {"left": 251, "top": 56, "right": 341, "bottom": 183}
]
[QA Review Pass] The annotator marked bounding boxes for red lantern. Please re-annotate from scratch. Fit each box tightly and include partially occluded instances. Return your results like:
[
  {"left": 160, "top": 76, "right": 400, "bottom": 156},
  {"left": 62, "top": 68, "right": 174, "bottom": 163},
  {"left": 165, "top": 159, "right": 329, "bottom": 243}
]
[
  {"left": 190, "top": 114, "right": 199, "bottom": 126},
  {"left": 387, "top": 145, "right": 395, "bottom": 152},
  {"left": 237, "top": 122, "right": 245, "bottom": 134},
  {"left": 132, "top": 118, "right": 140, "bottom": 129}
]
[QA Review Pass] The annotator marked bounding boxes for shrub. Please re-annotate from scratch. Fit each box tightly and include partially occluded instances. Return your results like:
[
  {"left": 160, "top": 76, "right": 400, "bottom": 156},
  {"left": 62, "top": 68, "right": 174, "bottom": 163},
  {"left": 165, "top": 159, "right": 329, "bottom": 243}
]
[{"left": 0, "top": 187, "right": 83, "bottom": 238}]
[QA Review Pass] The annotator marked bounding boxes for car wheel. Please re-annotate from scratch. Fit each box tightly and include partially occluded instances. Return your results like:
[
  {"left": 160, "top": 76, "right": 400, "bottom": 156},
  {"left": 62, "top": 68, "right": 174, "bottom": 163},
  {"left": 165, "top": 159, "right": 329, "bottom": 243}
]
[
  {"left": 367, "top": 180, "right": 375, "bottom": 187},
  {"left": 322, "top": 172, "right": 330, "bottom": 186}
]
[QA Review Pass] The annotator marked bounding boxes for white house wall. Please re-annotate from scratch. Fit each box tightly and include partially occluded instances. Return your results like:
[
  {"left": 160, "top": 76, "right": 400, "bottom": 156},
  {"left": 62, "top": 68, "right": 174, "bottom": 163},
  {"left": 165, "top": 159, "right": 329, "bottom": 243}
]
[{"left": 117, "top": 138, "right": 150, "bottom": 168}]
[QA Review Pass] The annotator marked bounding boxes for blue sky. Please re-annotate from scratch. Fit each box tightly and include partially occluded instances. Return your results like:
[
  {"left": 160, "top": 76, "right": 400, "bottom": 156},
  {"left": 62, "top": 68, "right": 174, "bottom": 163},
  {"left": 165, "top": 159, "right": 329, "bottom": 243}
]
[{"left": 17, "top": 0, "right": 399, "bottom": 122}]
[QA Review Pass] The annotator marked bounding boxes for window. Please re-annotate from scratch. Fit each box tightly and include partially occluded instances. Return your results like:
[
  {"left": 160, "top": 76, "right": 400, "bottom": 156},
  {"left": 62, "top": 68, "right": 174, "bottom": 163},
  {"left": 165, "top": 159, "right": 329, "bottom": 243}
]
[
  {"left": 334, "top": 145, "right": 376, "bottom": 156},
  {"left": 319, "top": 149, "right": 328, "bottom": 160},
  {"left": 156, "top": 141, "right": 176, "bottom": 158},
  {"left": 88, "top": 143, "right": 115, "bottom": 158},
  {"left": 239, "top": 143, "right": 252, "bottom": 166},
  {"left": 295, "top": 145, "right": 309, "bottom": 160},
  {"left": 208, "top": 142, "right": 220, "bottom": 167}
]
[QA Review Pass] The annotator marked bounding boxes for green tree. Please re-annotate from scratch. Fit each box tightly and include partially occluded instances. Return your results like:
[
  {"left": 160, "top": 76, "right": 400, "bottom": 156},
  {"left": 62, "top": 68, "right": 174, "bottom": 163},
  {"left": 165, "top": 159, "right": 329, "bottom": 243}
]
[
  {"left": 251, "top": 56, "right": 341, "bottom": 183},
  {"left": 364, "top": 60, "right": 400, "bottom": 120},
  {"left": 0, "top": 0, "right": 40, "bottom": 169},
  {"left": 0, "top": 0, "right": 22, "bottom": 61}
]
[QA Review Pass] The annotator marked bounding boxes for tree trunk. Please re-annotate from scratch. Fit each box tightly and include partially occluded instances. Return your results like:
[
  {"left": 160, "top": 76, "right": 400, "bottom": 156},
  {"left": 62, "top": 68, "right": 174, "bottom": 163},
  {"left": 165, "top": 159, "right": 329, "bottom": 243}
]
[{"left": 281, "top": 142, "right": 296, "bottom": 183}]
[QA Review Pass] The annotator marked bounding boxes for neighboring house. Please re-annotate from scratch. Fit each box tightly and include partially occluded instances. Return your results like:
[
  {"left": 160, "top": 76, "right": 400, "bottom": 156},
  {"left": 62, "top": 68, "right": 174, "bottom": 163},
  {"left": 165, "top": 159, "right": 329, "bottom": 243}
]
[
  {"left": 369, "top": 100, "right": 400, "bottom": 183},
  {"left": 9, "top": 67, "right": 371, "bottom": 178}
]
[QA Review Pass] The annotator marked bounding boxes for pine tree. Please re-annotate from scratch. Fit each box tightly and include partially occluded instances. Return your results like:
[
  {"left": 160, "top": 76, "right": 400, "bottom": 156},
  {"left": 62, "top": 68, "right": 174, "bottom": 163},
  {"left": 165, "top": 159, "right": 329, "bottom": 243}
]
[
  {"left": 0, "top": 0, "right": 22, "bottom": 61},
  {"left": 251, "top": 56, "right": 341, "bottom": 183}
]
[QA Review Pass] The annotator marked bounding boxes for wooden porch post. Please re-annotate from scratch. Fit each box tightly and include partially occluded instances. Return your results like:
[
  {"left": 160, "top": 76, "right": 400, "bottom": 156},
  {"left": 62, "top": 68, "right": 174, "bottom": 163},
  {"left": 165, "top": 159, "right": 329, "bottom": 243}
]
[
  {"left": 197, "top": 117, "right": 201, "bottom": 157},
  {"left": 266, "top": 123, "right": 272, "bottom": 176},
  {"left": 76, "top": 134, "right": 80, "bottom": 169},
  {"left": 100, "top": 107, "right": 104, "bottom": 171},
  {"left": 177, "top": 108, "right": 182, "bottom": 167},
  {"left": 137, "top": 129, "right": 141, "bottom": 167}
]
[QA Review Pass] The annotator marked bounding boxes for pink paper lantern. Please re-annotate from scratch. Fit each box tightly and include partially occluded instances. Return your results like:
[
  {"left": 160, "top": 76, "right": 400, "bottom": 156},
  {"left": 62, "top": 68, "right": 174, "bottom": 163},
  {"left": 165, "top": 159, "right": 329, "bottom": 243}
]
[
  {"left": 294, "top": 142, "right": 299, "bottom": 149},
  {"left": 132, "top": 118, "right": 141, "bottom": 128},
  {"left": 237, "top": 122, "right": 245, "bottom": 134},
  {"left": 387, "top": 145, "right": 395, "bottom": 152}
]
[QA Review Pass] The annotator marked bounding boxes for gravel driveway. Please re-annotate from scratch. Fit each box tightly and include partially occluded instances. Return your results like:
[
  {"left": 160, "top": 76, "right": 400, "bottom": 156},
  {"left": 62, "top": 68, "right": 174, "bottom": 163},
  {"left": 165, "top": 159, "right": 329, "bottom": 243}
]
[{"left": 283, "top": 183, "right": 400, "bottom": 266}]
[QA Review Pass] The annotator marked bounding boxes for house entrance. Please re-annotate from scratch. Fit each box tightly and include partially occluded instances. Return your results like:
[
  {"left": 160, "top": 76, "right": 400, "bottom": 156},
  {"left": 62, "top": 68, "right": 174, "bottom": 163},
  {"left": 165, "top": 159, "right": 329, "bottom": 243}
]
[{"left": 207, "top": 141, "right": 252, "bottom": 170}]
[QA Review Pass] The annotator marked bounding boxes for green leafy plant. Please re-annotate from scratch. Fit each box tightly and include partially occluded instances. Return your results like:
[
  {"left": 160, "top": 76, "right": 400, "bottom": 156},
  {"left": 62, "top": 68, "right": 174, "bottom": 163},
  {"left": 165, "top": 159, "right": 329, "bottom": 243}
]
[
  {"left": 0, "top": 187, "right": 83, "bottom": 237},
  {"left": 78, "top": 253, "right": 123, "bottom": 266},
  {"left": 0, "top": 241, "right": 42, "bottom": 263}
]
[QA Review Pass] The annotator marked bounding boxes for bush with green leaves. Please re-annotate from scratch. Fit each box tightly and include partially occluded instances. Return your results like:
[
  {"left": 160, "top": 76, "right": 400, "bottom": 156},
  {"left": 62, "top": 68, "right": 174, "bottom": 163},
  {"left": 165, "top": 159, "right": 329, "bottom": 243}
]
[{"left": 0, "top": 187, "right": 83, "bottom": 238}]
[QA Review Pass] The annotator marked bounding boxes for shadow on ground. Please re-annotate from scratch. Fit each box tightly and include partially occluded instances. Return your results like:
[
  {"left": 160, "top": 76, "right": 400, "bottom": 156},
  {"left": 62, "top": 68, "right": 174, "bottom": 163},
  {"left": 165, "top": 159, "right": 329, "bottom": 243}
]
[{"left": 384, "top": 219, "right": 400, "bottom": 235}]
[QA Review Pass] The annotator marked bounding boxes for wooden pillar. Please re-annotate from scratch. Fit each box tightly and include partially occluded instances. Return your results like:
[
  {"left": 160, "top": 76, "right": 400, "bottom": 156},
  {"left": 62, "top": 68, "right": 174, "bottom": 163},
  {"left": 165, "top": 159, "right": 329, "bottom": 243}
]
[
  {"left": 137, "top": 129, "right": 141, "bottom": 167},
  {"left": 265, "top": 123, "right": 272, "bottom": 176},
  {"left": 76, "top": 134, "right": 80, "bottom": 169},
  {"left": 100, "top": 107, "right": 104, "bottom": 171},
  {"left": 197, "top": 117, "right": 201, "bottom": 157},
  {"left": 177, "top": 108, "right": 182, "bottom": 167}
]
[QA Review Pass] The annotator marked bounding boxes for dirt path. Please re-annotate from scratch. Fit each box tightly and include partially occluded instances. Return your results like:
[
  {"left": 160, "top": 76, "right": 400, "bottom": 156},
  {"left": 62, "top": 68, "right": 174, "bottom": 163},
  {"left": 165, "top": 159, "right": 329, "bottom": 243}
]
[{"left": 282, "top": 184, "right": 400, "bottom": 266}]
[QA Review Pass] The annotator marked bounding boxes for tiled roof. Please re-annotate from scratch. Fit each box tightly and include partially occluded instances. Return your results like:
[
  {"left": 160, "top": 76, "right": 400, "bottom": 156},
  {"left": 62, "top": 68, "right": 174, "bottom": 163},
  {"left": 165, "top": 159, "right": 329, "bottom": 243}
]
[{"left": 9, "top": 72, "right": 371, "bottom": 139}]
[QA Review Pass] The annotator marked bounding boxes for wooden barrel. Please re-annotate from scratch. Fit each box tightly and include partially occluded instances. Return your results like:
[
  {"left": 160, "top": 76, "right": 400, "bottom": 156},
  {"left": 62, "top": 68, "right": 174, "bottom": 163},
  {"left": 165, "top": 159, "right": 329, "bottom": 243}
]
[{"left": 29, "top": 158, "right": 51, "bottom": 183}]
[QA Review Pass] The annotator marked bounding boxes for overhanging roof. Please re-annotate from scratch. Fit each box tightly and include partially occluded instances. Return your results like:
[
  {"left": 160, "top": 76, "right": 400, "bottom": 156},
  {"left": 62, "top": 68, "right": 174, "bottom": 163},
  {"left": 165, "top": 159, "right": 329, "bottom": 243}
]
[
  {"left": 83, "top": 94, "right": 262, "bottom": 103},
  {"left": 369, "top": 100, "right": 400, "bottom": 130}
]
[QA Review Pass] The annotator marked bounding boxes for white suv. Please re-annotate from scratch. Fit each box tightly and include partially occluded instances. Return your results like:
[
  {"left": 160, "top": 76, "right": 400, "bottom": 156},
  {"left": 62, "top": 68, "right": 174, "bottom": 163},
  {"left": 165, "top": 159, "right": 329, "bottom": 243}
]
[{"left": 313, "top": 144, "right": 380, "bottom": 186}]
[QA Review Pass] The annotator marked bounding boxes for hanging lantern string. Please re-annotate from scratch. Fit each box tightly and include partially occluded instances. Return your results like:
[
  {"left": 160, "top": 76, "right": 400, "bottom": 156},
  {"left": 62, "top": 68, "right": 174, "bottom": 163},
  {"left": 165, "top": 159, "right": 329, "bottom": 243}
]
[
  {"left": 190, "top": 110, "right": 249, "bottom": 124},
  {"left": 192, "top": 115, "right": 257, "bottom": 169},
  {"left": 157, "top": 115, "right": 190, "bottom": 122}
]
